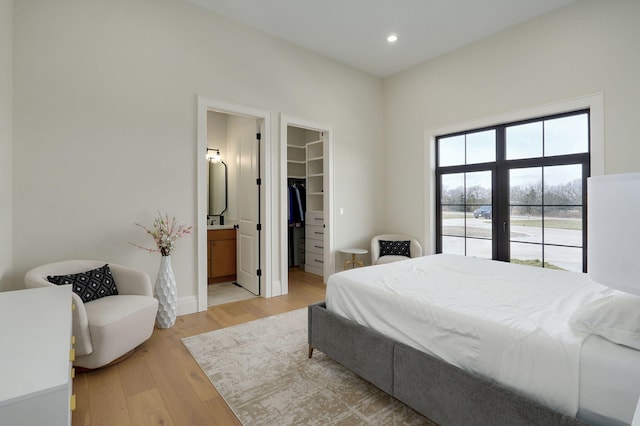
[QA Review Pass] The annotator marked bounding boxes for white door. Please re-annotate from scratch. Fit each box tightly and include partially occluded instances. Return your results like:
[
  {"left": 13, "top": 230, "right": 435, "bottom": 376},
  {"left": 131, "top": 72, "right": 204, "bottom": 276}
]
[{"left": 235, "top": 118, "right": 260, "bottom": 295}]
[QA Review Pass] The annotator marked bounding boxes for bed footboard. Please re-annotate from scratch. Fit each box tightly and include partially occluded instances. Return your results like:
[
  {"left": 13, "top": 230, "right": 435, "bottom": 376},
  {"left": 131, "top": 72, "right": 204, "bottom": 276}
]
[
  {"left": 308, "top": 301, "right": 586, "bottom": 426},
  {"left": 308, "top": 301, "right": 394, "bottom": 394}
]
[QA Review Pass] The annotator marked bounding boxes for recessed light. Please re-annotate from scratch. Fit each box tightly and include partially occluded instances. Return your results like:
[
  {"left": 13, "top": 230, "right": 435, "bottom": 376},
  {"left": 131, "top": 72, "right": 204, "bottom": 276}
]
[{"left": 387, "top": 34, "right": 398, "bottom": 43}]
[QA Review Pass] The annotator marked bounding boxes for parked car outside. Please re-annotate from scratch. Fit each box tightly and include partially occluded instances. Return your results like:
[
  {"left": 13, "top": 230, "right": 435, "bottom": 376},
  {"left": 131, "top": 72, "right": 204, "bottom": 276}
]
[{"left": 473, "top": 205, "right": 492, "bottom": 219}]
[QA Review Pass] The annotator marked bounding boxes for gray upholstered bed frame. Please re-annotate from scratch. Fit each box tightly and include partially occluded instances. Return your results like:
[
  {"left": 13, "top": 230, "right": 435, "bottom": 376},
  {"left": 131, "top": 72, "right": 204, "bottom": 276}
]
[{"left": 308, "top": 301, "right": 586, "bottom": 426}]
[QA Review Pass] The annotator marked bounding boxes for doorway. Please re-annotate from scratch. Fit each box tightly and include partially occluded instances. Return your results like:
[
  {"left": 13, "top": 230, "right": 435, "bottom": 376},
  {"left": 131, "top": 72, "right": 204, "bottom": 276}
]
[
  {"left": 197, "top": 98, "right": 272, "bottom": 312},
  {"left": 280, "top": 115, "right": 334, "bottom": 295},
  {"left": 205, "top": 111, "right": 259, "bottom": 306}
]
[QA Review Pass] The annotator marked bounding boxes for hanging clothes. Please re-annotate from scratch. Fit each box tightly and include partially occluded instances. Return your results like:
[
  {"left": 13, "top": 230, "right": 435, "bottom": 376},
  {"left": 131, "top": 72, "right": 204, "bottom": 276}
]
[
  {"left": 288, "top": 183, "right": 305, "bottom": 227},
  {"left": 297, "top": 183, "right": 306, "bottom": 214},
  {"left": 288, "top": 179, "right": 307, "bottom": 267}
]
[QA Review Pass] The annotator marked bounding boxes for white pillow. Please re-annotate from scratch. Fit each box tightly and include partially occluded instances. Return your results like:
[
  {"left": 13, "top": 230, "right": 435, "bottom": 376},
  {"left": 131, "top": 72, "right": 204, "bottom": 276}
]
[{"left": 570, "top": 293, "right": 640, "bottom": 350}]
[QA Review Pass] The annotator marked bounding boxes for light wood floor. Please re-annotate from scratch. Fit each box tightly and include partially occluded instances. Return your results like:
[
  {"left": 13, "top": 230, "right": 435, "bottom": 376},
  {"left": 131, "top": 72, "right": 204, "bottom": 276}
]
[{"left": 72, "top": 268, "right": 326, "bottom": 426}]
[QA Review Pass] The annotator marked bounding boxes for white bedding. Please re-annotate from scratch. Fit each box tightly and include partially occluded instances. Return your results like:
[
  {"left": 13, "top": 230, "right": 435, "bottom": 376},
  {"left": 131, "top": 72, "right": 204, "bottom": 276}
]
[
  {"left": 579, "top": 335, "right": 640, "bottom": 425},
  {"left": 326, "top": 254, "right": 615, "bottom": 418}
]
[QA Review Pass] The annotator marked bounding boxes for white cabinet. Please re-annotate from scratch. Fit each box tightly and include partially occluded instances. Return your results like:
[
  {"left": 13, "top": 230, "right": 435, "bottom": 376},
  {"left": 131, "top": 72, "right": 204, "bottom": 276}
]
[
  {"left": 305, "top": 211, "right": 325, "bottom": 276},
  {"left": 0, "top": 286, "right": 74, "bottom": 426}
]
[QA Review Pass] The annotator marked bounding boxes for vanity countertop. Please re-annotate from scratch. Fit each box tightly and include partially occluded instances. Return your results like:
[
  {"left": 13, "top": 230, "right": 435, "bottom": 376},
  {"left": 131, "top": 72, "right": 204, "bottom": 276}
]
[{"left": 207, "top": 224, "right": 235, "bottom": 230}]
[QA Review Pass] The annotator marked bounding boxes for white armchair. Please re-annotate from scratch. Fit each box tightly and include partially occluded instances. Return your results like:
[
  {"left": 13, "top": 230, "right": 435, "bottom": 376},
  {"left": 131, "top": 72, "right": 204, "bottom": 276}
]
[
  {"left": 371, "top": 234, "right": 423, "bottom": 265},
  {"left": 24, "top": 260, "right": 158, "bottom": 369}
]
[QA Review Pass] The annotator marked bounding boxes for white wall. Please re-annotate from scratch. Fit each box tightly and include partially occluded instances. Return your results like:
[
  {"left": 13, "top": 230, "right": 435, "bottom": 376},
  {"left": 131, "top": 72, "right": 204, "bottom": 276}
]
[
  {"left": 0, "top": 0, "right": 13, "bottom": 291},
  {"left": 383, "top": 0, "right": 640, "bottom": 253},
  {"left": 206, "top": 111, "right": 227, "bottom": 154},
  {"left": 12, "top": 0, "right": 385, "bottom": 305},
  {"left": 15, "top": 0, "right": 632, "bottom": 300}
]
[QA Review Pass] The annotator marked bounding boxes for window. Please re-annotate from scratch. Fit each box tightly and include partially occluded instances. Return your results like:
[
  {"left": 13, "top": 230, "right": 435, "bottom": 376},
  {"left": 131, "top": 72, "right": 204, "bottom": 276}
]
[{"left": 436, "top": 110, "right": 589, "bottom": 272}]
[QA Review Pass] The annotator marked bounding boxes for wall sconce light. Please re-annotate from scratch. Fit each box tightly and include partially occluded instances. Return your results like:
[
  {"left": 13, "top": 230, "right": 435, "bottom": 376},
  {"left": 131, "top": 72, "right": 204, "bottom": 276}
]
[{"left": 206, "top": 148, "right": 222, "bottom": 164}]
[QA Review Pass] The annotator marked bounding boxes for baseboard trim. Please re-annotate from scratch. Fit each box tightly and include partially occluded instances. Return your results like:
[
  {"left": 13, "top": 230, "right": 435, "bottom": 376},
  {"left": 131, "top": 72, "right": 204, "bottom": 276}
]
[
  {"left": 271, "top": 280, "right": 283, "bottom": 297},
  {"left": 177, "top": 295, "right": 198, "bottom": 316}
]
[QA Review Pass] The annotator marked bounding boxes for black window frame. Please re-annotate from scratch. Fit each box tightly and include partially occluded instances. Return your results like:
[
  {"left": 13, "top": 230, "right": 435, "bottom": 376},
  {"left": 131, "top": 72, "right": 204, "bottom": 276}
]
[{"left": 435, "top": 109, "right": 590, "bottom": 272}]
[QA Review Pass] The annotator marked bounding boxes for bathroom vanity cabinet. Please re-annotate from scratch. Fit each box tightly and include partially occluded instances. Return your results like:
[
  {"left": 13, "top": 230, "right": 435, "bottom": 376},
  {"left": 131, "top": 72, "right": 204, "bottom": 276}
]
[{"left": 207, "top": 228, "right": 237, "bottom": 284}]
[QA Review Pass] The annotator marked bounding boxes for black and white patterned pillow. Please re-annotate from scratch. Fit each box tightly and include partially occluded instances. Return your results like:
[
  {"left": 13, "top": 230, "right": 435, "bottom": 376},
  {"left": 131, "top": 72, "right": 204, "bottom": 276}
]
[
  {"left": 47, "top": 264, "right": 119, "bottom": 303},
  {"left": 379, "top": 240, "right": 411, "bottom": 257}
]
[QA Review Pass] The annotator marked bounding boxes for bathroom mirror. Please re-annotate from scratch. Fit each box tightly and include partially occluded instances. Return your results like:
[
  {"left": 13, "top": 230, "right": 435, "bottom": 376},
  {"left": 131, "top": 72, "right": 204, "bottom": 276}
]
[{"left": 209, "top": 160, "right": 227, "bottom": 216}]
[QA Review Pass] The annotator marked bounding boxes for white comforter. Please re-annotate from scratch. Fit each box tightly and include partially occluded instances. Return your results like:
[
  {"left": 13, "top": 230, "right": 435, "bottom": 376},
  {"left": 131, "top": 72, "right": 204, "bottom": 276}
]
[{"left": 326, "top": 254, "right": 609, "bottom": 416}]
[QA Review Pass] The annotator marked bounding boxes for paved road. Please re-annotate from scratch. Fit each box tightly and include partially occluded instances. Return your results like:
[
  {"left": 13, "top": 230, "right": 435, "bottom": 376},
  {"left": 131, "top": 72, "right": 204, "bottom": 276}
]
[{"left": 442, "top": 216, "right": 583, "bottom": 272}]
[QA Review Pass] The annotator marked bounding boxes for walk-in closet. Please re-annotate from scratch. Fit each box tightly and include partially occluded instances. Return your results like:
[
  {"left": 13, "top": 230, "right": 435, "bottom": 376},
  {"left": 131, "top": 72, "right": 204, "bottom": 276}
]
[{"left": 286, "top": 126, "right": 325, "bottom": 277}]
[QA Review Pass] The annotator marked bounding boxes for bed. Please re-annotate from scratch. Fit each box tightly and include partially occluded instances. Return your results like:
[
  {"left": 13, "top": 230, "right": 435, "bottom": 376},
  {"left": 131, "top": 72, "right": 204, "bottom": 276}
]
[{"left": 308, "top": 254, "right": 640, "bottom": 425}]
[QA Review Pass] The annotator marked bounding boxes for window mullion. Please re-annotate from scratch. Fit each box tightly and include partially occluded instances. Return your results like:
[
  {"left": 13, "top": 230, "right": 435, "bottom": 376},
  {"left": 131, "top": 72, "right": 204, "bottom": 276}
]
[
  {"left": 582, "top": 161, "right": 589, "bottom": 273},
  {"left": 495, "top": 125, "right": 509, "bottom": 262}
]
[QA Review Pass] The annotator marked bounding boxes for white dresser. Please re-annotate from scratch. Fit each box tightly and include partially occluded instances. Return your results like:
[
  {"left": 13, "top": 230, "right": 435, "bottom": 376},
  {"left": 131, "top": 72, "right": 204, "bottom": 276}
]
[
  {"left": 0, "top": 285, "right": 74, "bottom": 426},
  {"left": 305, "top": 210, "right": 325, "bottom": 276}
]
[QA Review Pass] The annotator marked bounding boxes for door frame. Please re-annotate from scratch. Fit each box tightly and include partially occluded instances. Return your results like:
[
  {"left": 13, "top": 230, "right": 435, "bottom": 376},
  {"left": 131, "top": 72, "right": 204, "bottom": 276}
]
[
  {"left": 279, "top": 115, "right": 335, "bottom": 294},
  {"left": 196, "top": 97, "right": 272, "bottom": 312}
]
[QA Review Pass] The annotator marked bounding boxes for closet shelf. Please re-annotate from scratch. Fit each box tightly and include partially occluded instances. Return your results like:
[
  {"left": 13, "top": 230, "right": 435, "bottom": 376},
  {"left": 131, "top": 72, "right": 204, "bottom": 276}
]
[
  {"left": 307, "top": 156, "right": 323, "bottom": 162},
  {"left": 307, "top": 173, "right": 323, "bottom": 178},
  {"left": 287, "top": 160, "right": 306, "bottom": 164},
  {"left": 288, "top": 174, "right": 306, "bottom": 179},
  {"left": 287, "top": 144, "right": 305, "bottom": 149}
]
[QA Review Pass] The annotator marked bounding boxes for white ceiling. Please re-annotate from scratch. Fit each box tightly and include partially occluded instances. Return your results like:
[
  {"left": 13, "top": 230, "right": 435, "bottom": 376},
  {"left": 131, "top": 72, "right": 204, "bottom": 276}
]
[{"left": 188, "top": 0, "right": 576, "bottom": 77}]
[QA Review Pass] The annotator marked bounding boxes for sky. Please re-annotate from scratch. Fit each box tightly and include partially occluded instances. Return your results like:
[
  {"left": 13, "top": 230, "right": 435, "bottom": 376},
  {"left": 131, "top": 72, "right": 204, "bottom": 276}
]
[{"left": 439, "top": 113, "right": 588, "bottom": 190}]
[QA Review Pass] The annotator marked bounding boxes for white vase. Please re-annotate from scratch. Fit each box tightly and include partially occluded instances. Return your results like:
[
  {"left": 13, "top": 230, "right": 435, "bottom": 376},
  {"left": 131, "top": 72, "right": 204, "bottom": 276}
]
[{"left": 154, "top": 255, "right": 177, "bottom": 328}]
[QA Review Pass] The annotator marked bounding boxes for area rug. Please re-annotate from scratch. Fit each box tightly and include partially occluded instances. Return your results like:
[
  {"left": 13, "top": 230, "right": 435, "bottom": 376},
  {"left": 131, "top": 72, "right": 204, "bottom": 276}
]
[{"left": 182, "top": 308, "right": 435, "bottom": 425}]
